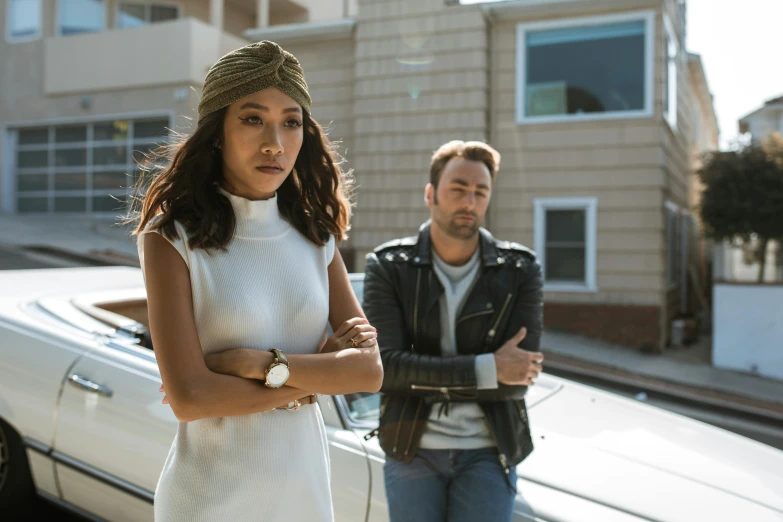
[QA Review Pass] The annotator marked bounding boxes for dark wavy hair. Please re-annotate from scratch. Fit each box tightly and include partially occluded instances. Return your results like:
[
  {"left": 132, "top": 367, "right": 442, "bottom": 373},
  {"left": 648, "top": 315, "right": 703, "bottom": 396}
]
[{"left": 127, "top": 109, "right": 353, "bottom": 250}]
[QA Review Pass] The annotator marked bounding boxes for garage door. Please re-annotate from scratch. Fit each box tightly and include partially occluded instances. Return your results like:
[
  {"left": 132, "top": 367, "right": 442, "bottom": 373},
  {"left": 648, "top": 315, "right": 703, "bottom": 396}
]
[{"left": 10, "top": 116, "right": 170, "bottom": 214}]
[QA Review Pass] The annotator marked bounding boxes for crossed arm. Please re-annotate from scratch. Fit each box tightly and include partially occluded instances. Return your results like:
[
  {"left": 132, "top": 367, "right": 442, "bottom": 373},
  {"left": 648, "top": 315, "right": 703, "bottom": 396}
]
[
  {"left": 144, "top": 233, "right": 383, "bottom": 423},
  {"left": 363, "top": 253, "right": 543, "bottom": 403}
]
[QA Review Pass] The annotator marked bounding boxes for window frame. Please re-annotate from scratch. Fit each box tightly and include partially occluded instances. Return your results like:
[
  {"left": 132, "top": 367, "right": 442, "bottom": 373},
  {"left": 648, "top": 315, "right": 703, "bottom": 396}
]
[
  {"left": 56, "top": 0, "right": 108, "bottom": 37},
  {"left": 534, "top": 197, "right": 598, "bottom": 293},
  {"left": 6, "top": 0, "right": 43, "bottom": 43},
  {"left": 515, "top": 10, "right": 656, "bottom": 125},
  {"left": 4, "top": 111, "right": 173, "bottom": 215},
  {"left": 663, "top": 13, "right": 680, "bottom": 132},
  {"left": 114, "top": 1, "right": 182, "bottom": 29}
]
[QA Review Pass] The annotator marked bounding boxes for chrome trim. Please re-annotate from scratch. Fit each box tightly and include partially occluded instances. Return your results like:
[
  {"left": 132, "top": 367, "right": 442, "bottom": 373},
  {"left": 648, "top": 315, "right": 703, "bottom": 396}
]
[
  {"left": 68, "top": 374, "right": 114, "bottom": 398},
  {"left": 22, "top": 437, "right": 51, "bottom": 456},
  {"left": 51, "top": 451, "right": 155, "bottom": 504},
  {"left": 38, "top": 489, "right": 107, "bottom": 522},
  {"left": 105, "top": 340, "right": 156, "bottom": 363}
]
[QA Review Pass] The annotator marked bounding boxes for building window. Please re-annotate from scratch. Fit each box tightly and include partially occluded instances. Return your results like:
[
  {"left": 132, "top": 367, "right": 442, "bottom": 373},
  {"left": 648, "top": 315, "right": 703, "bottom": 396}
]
[
  {"left": 534, "top": 198, "right": 598, "bottom": 292},
  {"left": 665, "top": 202, "right": 680, "bottom": 288},
  {"left": 7, "top": 0, "right": 42, "bottom": 42},
  {"left": 117, "top": 3, "right": 180, "bottom": 29},
  {"left": 11, "top": 117, "right": 170, "bottom": 214},
  {"left": 663, "top": 15, "right": 679, "bottom": 131},
  {"left": 516, "top": 11, "right": 654, "bottom": 124},
  {"left": 59, "top": 0, "right": 106, "bottom": 36}
]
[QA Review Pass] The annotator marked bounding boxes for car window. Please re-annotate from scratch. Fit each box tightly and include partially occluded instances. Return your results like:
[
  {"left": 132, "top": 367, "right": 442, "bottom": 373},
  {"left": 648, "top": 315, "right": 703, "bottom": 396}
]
[
  {"left": 349, "top": 275, "right": 364, "bottom": 304},
  {"left": 344, "top": 392, "right": 380, "bottom": 424}
]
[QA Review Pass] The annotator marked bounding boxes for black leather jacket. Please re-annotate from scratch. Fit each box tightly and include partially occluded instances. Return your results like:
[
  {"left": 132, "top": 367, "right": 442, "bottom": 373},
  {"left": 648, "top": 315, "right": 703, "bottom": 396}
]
[{"left": 363, "top": 222, "right": 543, "bottom": 475}]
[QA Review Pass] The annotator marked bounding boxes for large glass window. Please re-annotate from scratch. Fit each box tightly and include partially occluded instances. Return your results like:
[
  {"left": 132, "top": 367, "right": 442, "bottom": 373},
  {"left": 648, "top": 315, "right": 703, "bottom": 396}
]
[
  {"left": 59, "top": 0, "right": 106, "bottom": 36},
  {"left": 544, "top": 210, "right": 587, "bottom": 282},
  {"left": 517, "top": 13, "right": 653, "bottom": 122},
  {"left": 117, "top": 3, "right": 179, "bottom": 29},
  {"left": 13, "top": 117, "right": 170, "bottom": 214},
  {"left": 534, "top": 198, "right": 598, "bottom": 291},
  {"left": 7, "top": 0, "right": 42, "bottom": 41}
]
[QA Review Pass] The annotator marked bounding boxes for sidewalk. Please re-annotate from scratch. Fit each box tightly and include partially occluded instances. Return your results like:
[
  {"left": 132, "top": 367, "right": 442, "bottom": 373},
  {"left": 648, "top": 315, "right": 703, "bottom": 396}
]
[{"left": 542, "top": 330, "right": 783, "bottom": 421}]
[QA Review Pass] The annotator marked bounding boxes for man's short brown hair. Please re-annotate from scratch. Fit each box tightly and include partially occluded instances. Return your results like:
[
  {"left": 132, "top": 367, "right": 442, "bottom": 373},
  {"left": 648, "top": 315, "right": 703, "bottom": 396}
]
[{"left": 429, "top": 140, "right": 501, "bottom": 189}]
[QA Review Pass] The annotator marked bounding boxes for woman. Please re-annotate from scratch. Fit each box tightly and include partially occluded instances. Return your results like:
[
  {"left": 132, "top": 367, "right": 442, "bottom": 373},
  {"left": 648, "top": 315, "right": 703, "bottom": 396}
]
[{"left": 132, "top": 41, "right": 383, "bottom": 522}]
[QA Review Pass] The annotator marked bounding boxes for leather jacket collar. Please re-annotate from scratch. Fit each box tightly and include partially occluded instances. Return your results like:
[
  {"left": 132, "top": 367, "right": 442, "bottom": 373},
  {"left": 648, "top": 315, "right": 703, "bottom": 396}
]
[{"left": 411, "top": 221, "right": 502, "bottom": 268}]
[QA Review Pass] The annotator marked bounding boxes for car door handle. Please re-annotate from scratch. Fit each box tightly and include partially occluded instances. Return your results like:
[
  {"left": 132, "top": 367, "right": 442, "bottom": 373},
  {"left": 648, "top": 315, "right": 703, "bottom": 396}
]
[{"left": 68, "top": 374, "right": 113, "bottom": 398}]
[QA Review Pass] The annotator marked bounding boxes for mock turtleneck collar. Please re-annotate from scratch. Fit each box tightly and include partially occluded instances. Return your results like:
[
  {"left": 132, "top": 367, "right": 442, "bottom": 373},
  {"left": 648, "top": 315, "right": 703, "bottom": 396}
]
[{"left": 218, "top": 186, "right": 291, "bottom": 239}]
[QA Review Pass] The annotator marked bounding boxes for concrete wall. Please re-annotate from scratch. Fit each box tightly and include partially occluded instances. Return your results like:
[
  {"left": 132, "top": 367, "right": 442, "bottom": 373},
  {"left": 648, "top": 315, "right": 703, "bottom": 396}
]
[
  {"left": 713, "top": 283, "right": 783, "bottom": 381},
  {"left": 43, "top": 19, "right": 247, "bottom": 96},
  {"left": 297, "top": 0, "right": 359, "bottom": 21}
]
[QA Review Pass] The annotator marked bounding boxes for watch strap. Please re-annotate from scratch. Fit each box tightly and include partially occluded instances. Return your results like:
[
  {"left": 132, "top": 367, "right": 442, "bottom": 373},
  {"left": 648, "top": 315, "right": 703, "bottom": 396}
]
[{"left": 268, "top": 348, "right": 289, "bottom": 367}]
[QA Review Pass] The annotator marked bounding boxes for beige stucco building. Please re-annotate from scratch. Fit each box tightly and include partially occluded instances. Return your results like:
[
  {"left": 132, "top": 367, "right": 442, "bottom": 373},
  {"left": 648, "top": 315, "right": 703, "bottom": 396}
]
[{"left": 1, "top": 0, "right": 717, "bottom": 351}]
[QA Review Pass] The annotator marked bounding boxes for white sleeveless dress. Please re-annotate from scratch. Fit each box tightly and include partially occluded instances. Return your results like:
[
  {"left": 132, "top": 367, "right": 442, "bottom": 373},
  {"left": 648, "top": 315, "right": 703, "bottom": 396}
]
[{"left": 138, "top": 188, "right": 335, "bottom": 522}]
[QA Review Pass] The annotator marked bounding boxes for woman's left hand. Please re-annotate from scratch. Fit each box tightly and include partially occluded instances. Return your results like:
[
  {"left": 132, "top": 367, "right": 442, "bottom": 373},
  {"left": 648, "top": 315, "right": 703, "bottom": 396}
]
[{"left": 204, "top": 348, "right": 272, "bottom": 379}]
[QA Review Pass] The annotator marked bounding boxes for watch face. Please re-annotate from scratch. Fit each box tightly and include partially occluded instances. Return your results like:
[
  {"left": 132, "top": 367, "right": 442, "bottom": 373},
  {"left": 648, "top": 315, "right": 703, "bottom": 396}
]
[{"left": 267, "top": 364, "right": 290, "bottom": 387}]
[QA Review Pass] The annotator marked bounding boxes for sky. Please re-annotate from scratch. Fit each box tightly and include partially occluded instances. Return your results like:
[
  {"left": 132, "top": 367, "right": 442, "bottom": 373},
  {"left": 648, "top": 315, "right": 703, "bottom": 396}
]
[
  {"left": 461, "top": 0, "right": 782, "bottom": 149},
  {"left": 687, "top": 0, "right": 783, "bottom": 148}
]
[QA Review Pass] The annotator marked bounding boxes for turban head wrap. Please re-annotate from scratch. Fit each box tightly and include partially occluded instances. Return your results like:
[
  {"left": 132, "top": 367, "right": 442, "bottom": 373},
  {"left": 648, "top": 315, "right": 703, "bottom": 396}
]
[{"left": 198, "top": 40, "right": 311, "bottom": 122}]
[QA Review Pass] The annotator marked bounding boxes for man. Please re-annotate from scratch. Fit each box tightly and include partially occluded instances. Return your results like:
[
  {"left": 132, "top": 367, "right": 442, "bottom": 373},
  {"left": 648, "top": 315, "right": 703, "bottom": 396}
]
[{"left": 363, "top": 140, "right": 544, "bottom": 522}]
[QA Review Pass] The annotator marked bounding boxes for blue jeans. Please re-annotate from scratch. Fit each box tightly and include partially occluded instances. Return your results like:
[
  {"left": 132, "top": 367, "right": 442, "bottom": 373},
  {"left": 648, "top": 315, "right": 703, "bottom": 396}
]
[{"left": 384, "top": 448, "right": 517, "bottom": 522}]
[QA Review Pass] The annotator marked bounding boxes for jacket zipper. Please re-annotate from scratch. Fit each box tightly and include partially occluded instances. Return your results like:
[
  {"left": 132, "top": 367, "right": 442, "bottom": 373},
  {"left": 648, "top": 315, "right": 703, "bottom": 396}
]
[
  {"left": 395, "top": 270, "right": 421, "bottom": 455},
  {"left": 485, "top": 293, "right": 513, "bottom": 347},
  {"left": 455, "top": 309, "right": 494, "bottom": 326},
  {"left": 412, "top": 268, "right": 422, "bottom": 350},
  {"left": 482, "top": 408, "right": 510, "bottom": 475},
  {"left": 514, "top": 400, "right": 528, "bottom": 424},
  {"left": 403, "top": 399, "right": 424, "bottom": 457},
  {"left": 410, "top": 384, "right": 475, "bottom": 390},
  {"left": 392, "top": 397, "right": 411, "bottom": 454}
]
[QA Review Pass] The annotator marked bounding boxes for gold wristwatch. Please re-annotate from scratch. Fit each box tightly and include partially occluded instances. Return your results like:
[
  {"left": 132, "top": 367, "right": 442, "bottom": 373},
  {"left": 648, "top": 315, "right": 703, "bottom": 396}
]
[{"left": 264, "top": 348, "right": 290, "bottom": 388}]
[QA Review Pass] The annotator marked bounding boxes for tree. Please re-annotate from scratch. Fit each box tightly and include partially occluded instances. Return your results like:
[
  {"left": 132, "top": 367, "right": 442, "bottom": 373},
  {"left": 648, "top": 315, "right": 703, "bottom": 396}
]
[{"left": 697, "top": 133, "right": 783, "bottom": 283}]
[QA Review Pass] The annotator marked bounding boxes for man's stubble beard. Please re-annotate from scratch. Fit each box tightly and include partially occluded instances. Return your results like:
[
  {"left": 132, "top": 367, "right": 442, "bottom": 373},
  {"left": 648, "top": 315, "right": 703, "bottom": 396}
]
[{"left": 432, "top": 195, "right": 481, "bottom": 240}]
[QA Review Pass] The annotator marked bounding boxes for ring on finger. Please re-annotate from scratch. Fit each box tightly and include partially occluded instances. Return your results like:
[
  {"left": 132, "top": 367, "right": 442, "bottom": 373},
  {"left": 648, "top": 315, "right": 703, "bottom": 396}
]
[{"left": 350, "top": 336, "right": 361, "bottom": 348}]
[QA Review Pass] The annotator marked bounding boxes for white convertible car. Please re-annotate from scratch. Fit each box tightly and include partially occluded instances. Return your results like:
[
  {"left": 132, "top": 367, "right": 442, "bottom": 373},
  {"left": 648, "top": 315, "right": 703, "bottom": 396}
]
[{"left": 1, "top": 267, "right": 782, "bottom": 522}]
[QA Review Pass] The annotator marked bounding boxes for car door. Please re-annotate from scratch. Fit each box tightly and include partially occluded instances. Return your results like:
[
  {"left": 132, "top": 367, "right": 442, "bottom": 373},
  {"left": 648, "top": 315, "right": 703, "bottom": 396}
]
[
  {"left": 338, "top": 392, "right": 390, "bottom": 522},
  {"left": 318, "top": 394, "right": 374, "bottom": 521},
  {"left": 52, "top": 336, "right": 176, "bottom": 522}
]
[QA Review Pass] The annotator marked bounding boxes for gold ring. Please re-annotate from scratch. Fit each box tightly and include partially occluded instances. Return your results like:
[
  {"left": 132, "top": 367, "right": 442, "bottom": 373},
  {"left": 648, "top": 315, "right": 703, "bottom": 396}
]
[{"left": 350, "top": 337, "right": 361, "bottom": 348}]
